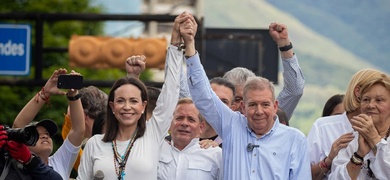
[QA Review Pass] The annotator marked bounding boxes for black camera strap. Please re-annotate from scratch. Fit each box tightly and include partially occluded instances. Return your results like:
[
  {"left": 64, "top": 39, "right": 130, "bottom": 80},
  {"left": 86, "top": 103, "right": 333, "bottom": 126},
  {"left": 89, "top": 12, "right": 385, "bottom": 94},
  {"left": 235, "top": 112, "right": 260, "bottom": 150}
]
[{"left": 0, "top": 152, "right": 11, "bottom": 180}]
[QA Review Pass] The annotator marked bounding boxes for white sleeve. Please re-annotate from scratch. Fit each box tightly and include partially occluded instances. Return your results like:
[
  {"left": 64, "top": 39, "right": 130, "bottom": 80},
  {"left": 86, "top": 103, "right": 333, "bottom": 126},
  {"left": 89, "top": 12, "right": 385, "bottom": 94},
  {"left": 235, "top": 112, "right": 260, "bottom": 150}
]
[
  {"left": 149, "top": 45, "right": 181, "bottom": 144},
  {"left": 49, "top": 136, "right": 80, "bottom": 180},
  {"left": 307, "top": 121, "right": 324, "bottom": 165},
  {"left": 329, "top": 138, "right": 356, "bottom": 180},
  {"left": 76, "top": 137, "right": 95, "bottom": 180},
  {"left": 368, "top": 138, "right": 390, "bottom": 179}
]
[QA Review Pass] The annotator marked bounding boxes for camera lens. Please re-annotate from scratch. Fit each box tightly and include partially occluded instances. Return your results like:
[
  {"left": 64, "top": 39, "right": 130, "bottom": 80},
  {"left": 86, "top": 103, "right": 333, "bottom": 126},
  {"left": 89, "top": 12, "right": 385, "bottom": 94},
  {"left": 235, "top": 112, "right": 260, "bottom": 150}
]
[{"left": 6, "top": 125, "right": 39, "bottom": 146}]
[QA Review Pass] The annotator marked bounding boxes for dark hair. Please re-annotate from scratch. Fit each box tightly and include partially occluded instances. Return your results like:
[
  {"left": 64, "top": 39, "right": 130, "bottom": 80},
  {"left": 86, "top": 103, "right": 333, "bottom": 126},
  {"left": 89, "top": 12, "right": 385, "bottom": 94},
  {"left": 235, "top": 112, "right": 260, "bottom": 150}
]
[
  {"left": 209, "top": 77, "right": 236, "bottom": 95},
  {"left": 92, "top": 116, "right": 104, "bottom": 136},
  {"left": 146, "top": 86, "right": 161, "bottom": 115},
  {"left": 322, "top": 94, "right": 345, "bottom": 117},
  {"left": 102, "top": 77, "right": 148, "bottom": 142}
]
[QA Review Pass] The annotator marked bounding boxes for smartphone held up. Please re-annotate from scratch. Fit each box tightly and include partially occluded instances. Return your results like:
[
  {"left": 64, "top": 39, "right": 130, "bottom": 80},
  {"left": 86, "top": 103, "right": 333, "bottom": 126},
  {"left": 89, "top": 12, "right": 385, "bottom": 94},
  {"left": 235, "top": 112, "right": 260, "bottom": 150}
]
[{"left": 57, "top": 74, "right": 83, "bottom": 89}]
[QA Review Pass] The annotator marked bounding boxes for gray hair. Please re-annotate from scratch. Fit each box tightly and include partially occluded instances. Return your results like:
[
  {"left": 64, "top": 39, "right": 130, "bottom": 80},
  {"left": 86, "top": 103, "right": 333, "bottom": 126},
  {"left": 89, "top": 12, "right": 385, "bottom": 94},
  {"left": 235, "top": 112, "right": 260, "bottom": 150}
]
[
  {"left": 79, "top": 86, "right": 108, "bottom": 120},
  {"left": 243, "top": 76, "right": 275, "bottom": 101},
  {"left": 222, "top": 67, "right": 256, "bottom": 86}
]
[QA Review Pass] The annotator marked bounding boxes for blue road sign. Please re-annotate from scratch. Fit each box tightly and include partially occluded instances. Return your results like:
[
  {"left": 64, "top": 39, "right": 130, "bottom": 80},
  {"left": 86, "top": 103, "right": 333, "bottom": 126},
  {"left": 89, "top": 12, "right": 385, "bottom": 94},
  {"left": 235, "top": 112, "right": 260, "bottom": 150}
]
[{"left": 0, "top": 24, "right": 31, "bottom": 76}]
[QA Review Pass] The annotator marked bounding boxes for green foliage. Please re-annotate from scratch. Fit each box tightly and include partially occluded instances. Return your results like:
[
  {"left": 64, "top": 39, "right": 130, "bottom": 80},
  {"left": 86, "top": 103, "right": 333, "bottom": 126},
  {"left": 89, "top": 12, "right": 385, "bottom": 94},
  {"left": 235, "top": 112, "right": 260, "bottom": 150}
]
[
  {"left": 0, "top": 0, "right": 102, "bottom": 13},
  {"left": 0, "top": 0, "right": 154, "bottom": 133},
  {"left": 0, "top": 0, "right": 105, "bottom": 142},
  {"left": 1, "top": 0, "right": 104, "bottom": 68},
  {"left": 267, "top": 0, "right": 390, "bottom": 73}
]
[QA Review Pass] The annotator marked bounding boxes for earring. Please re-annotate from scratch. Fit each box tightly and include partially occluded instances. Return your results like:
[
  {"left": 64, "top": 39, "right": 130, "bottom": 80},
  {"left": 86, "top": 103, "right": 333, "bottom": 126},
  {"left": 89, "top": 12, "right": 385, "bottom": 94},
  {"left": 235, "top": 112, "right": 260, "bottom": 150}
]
[
  {"left": 113, "top": 112, "right": 115, "bottom": 115},
  {"left": 141, "top": 111, "right": 144, "bottom": 114}
]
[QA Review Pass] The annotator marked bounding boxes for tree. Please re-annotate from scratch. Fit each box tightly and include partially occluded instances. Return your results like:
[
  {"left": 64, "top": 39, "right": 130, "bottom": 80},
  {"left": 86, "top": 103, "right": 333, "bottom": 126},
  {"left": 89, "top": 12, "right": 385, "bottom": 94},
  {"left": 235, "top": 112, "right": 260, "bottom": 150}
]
[
  {"left": 1, "top": 0, "right": 155, "bottom": 128},
  {"left": 0, "top": 0, "right": 106, "bottom": 128}
]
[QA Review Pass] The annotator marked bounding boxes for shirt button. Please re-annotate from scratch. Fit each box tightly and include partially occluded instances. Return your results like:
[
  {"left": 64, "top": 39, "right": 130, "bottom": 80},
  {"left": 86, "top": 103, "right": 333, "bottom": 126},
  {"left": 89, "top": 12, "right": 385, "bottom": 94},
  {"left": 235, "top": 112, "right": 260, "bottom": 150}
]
[
  {"left": 254, "top": 154, "right": 257, "bottom": 156},
  {"left": 252, "top": 170, "right": 255, "bottom": 173}
]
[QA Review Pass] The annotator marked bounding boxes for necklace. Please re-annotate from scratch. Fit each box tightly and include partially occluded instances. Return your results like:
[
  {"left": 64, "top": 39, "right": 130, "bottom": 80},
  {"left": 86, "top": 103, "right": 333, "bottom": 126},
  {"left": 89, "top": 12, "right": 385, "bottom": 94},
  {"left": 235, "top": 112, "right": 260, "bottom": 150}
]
[{"left": 112, "top": 127, "right": 138, "bottom": 180}]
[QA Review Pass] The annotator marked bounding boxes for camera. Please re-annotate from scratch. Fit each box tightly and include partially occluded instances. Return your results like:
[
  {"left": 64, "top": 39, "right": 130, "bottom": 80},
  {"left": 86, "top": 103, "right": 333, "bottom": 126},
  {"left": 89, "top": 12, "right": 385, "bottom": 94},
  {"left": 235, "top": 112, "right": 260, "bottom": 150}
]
[{"left": 5, "top": 125, "right": 39, "bottom": 146}]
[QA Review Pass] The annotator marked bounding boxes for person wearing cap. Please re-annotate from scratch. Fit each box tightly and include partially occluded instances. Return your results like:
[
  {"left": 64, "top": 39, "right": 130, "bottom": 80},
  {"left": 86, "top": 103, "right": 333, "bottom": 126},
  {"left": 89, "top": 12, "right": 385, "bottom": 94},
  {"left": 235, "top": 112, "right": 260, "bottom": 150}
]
[
  {"left": 12, "top": 68, "right": 85, "bottom": 180},
  {"left": 0, "top": 125, "right": 63, "bottom": 180}
]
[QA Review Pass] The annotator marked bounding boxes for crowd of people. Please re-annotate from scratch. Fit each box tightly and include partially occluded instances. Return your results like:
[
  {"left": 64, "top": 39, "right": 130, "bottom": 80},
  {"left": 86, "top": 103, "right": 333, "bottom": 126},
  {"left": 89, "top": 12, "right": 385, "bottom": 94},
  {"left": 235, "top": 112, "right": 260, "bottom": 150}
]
[{"left": 1, "top": 11, "right": 390, "bottom": 180}]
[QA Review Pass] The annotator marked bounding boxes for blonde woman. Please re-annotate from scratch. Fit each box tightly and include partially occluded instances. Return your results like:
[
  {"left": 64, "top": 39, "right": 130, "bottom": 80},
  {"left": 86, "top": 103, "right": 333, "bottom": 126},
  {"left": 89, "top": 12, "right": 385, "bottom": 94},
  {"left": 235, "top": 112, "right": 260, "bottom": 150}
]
[{"left": 307, "top": 69, "right": 387, "bottom": 180}]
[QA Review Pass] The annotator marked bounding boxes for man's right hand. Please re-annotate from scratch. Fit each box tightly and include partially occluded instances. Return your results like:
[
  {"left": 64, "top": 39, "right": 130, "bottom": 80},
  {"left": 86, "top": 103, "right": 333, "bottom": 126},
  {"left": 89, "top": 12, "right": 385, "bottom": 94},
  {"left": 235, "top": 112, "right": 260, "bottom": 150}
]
[
  {"left": 268, "top": 22, "right": 290, "bottom": 47},
  {"left": 180, "top": 12, "right": 197, "bottom": 45},
  {"left": 179, "top": 12, "right": 198, "bottom": 57}
]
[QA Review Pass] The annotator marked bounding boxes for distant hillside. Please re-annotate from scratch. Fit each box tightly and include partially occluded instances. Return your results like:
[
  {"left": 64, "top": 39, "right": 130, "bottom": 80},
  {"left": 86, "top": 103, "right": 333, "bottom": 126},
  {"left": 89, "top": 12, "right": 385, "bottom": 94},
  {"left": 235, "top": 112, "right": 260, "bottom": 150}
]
[
  {"left": 267, "top": 0, "right": 390, "bottom": 73},
  {"left": 203, "top": 0, "right": 382, "bottom": 134}
]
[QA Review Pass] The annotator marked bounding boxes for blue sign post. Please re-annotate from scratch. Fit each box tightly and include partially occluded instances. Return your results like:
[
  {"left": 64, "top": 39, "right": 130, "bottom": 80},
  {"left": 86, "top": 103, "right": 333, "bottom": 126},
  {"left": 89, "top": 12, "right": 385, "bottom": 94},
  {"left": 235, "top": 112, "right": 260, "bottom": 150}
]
[{"left": 0, "top": 24, "right": 31, "bottom": 76}]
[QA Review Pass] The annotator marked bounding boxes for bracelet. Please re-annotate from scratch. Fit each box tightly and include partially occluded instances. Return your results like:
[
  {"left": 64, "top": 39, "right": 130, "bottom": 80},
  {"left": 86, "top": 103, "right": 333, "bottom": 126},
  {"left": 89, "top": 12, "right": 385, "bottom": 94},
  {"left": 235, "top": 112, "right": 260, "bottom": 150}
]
[
  {"left": 350, "top": 157, "right": 363, "bottom": 166},
  {"left": 171, "top": 42, "right": 186, "bottom": 51},
  {"left": 350, "top": 154, "right": 363, "bottom": 166},
  {"left": 38, "top": 91, "right": 50, "bottom": 102},
  {"left": 322, "top": 157, "right": 331, "bottom": 169},
  {"left": 34, "top": 87, "right": 50, "bottom": 104},
  {"left": 279, "top": 42, "right": 293, "bottom": 52},
  {"left": 171, "top": 42, "right": 183, "bottom": 46},
  {"left": 319, "top": 159, "right": 330, "bottom": 172},
  {"left": 354, "top": 152, "right": 364, "bottom": 161},
  {"left": 318, "top": 163, "right": 326, "bottom": 173},
  {"left": 67, "top": 93, "right": 82, "bottom": 101},
  {"left": 40, "top": 87, "right": 50, "bottom": 101}
]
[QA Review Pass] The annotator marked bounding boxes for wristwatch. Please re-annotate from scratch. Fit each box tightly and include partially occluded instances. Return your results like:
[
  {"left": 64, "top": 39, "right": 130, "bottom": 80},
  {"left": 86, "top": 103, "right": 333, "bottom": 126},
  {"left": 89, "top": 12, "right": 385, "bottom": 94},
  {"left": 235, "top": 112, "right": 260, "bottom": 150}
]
[
  {"left": 279, "top": 42, "right": 293, "bottom": 52},
  {"left": 67, "top": 93, "right": 82, "bottom": 101}
]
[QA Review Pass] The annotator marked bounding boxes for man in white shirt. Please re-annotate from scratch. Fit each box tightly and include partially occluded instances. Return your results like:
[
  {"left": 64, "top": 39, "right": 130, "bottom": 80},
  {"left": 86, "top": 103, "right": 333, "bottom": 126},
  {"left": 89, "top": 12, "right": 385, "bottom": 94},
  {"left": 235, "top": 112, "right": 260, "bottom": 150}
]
[{"left": 158, "top": 98, "right": 222, "bottom": 180}]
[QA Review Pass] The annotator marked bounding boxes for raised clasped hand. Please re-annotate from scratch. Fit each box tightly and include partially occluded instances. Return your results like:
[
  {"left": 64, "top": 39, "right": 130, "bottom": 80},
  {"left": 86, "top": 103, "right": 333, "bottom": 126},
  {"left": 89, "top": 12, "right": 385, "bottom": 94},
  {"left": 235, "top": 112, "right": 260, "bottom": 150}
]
[{"left": 179, "top": 12, "right": 197, "bottom": 45}]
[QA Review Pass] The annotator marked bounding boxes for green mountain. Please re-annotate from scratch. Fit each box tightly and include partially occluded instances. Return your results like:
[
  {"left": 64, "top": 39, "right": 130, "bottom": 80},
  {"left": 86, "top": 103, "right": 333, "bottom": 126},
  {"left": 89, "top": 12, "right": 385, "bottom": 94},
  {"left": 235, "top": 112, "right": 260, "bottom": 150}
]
[
  {"left": 203, "top": 0, "right": 382, "bottom": 134},
  {"left": 268, "top": 0, "right": 390, "bottom": 73}
]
